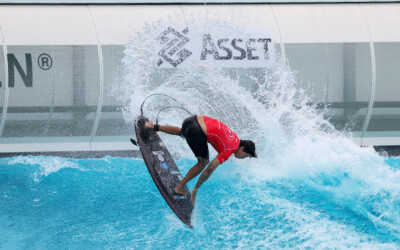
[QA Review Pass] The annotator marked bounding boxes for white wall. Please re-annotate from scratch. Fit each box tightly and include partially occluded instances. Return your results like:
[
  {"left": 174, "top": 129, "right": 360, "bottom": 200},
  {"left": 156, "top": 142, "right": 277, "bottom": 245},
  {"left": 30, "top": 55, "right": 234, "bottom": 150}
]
[{"left": 0, "top": 4, "right": 399, "bottom": 46}]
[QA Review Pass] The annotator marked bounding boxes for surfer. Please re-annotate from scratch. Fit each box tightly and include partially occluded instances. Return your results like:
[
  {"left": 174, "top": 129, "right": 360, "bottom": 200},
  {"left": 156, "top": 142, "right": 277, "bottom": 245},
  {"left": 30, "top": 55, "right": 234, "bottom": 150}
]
[{"left": 145, "top": 115, "right": 256, "bottom": 205}]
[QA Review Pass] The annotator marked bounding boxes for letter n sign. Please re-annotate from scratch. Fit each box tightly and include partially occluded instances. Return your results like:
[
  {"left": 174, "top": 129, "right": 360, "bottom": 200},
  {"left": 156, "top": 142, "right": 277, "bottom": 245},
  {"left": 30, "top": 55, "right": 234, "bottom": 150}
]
[{"left": 7, "top": 54, "right": 33, "bottom": 87}]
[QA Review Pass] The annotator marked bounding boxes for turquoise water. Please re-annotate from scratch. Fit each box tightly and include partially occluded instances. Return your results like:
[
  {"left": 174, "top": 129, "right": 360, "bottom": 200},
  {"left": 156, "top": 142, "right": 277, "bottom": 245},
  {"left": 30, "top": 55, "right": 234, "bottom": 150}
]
[{"left": 1, "top": 155, "right": 400, "bottom": 248}]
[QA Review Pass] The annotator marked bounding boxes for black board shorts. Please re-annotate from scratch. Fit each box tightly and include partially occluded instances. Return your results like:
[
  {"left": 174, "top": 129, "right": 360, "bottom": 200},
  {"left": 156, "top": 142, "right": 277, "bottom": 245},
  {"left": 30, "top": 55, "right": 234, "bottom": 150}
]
[{"left": 181, "top": 115, "right": 209, "bottom": 160}]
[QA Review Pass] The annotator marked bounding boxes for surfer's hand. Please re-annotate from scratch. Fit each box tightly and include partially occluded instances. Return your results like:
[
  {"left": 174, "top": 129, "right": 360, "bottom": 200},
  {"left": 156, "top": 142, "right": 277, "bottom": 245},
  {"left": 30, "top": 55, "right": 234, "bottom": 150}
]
[
  {"left": 145, "top": 120, "right": 154, "bottom": 130},
  {"left": 190, "top": 188, "right": 197, "bottom": 205}
]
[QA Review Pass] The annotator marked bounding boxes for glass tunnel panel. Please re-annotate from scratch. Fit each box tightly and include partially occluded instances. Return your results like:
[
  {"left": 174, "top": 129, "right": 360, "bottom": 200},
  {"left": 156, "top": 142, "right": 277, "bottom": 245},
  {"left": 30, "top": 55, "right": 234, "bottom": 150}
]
[
  {"left": 0, "top": 45, "right": 101, "bottom": 139},
  {"left": 1, "top": 45, "right": 55, "bottom": 138},
  {"left": 46, "top": 45, "right": 100, "bottom": 137},
  {"left": 44, "top": 45, "right": 75, "bottom": 137},
  {"left": 367, "top": 42, "right": 400, "bottom": 133},
  {"left": 284, "top": 43, "right": 372, "bottom": 132},
  {"left": 0, "top": 46, "right": 5, "bottom": 128},
  {"left": 95, "top": 45, "right": 131, "bottom": 137}
]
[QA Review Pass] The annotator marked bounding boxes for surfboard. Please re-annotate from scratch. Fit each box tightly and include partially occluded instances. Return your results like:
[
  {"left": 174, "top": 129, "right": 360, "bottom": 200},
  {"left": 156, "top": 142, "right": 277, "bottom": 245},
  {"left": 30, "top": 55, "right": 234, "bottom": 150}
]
[{"left": 132, "top": 115, "right": 193, "bottom": 228}]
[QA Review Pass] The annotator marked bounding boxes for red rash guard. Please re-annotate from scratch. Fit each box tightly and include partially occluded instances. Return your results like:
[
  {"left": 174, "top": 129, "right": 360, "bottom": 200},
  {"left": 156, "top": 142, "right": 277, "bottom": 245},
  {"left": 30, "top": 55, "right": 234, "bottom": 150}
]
[{"left": 203, "top": 116, "right": 239, "bottom": 164}]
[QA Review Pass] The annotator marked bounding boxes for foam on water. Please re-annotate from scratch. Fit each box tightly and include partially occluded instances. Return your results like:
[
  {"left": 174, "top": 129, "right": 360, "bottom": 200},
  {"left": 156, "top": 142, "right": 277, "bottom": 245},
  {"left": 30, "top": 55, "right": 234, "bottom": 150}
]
[{"left": 7, "top": 156, "right": 83, "bottom": 182}]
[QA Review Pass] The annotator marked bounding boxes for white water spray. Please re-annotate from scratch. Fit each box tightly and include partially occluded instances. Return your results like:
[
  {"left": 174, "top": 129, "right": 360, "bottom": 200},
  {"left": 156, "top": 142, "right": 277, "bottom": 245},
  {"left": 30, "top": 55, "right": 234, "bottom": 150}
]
[{"left": 116, "top": 16, "right": 400, "bottom": 238}]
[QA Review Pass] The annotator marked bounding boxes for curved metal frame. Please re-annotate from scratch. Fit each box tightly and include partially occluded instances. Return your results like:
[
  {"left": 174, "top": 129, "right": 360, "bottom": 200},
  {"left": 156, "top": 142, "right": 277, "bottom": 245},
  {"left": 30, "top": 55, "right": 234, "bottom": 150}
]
[
  {"left": 360, "top": 4, "right": 377, "bottom": 145},
  {"left": 43, "top": 45, "right": 56, "bottom": 136},
  {"left": 88, "top": 6, "right": 105, "bottom": 145},
  {"left": 270, "top": 5, "right": 286, "bottom": 62},
  {"left": 0, "top": 24, "right": 9, "bottom": 137}
]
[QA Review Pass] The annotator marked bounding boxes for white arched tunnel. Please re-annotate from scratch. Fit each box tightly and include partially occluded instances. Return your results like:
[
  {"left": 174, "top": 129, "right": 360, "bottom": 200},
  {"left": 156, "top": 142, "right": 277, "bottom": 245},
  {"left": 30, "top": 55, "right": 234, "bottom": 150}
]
[{"left": 0, "top": 3, "right": 400, "bottom": 154}]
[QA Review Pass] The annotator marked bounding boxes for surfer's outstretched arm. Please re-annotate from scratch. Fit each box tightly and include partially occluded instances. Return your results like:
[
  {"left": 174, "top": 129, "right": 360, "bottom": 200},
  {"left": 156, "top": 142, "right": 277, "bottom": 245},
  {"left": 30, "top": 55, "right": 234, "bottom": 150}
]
[
  {"left": 145, "top": 120, "right": 181, "bottom": 136},
  {"left": 190, "top": 157, "right": 220, "bottom": 205}
]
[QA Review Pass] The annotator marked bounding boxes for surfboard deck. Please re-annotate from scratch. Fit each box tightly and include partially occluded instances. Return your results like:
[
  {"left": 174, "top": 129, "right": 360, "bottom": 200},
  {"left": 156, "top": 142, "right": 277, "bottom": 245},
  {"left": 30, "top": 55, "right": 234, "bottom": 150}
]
[{"left": 133, "top": 115, "right": 193, "bottom": 228}]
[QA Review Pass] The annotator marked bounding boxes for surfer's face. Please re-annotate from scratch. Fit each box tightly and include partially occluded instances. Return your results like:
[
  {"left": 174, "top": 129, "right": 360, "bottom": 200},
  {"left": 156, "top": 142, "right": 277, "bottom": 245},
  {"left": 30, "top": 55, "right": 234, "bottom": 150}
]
[{"left": 234, "top": 147, "right": 250, "bottom": 159}]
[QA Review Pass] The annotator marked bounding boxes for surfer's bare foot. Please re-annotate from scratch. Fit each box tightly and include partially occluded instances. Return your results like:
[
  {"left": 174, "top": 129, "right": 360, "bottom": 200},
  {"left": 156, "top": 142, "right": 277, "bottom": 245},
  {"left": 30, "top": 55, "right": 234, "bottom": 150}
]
[
  {"left": 174, "top": 186, "right": 189, "bottom": 196},
  {"left": 145, "top": 121, "right": 154, "bottom": 130}
]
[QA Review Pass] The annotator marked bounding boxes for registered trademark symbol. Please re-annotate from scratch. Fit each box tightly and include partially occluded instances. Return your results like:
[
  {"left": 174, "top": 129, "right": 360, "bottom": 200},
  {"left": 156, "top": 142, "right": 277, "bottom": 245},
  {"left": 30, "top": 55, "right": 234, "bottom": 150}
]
[{"left": 38, "top": 53, "right": 53, "bottom": 70}]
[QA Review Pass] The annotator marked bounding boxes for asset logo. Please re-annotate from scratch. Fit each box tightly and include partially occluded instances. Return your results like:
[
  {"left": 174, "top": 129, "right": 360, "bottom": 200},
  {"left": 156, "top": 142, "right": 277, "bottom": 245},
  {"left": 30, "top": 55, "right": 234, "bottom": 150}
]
[
  {"left": 156, "top": 27, "right": 192, "bottom": 68},
  {"left": 155, "top": 26, "right": 274, "bottom": 69}
]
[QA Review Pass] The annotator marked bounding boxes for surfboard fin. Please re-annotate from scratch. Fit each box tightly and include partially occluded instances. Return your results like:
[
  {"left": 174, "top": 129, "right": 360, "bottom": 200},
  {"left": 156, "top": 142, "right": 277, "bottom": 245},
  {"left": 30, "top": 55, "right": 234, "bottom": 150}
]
[{"left": 130, "top": 138, "right": 138, "bottom": 146}]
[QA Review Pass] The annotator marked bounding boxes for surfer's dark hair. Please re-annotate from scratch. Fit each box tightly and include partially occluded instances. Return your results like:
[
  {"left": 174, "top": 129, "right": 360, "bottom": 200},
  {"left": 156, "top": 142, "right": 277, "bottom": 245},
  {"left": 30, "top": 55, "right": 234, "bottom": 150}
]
[{"left": 239, "top": 140, "right": 257, "bottom": 158}]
